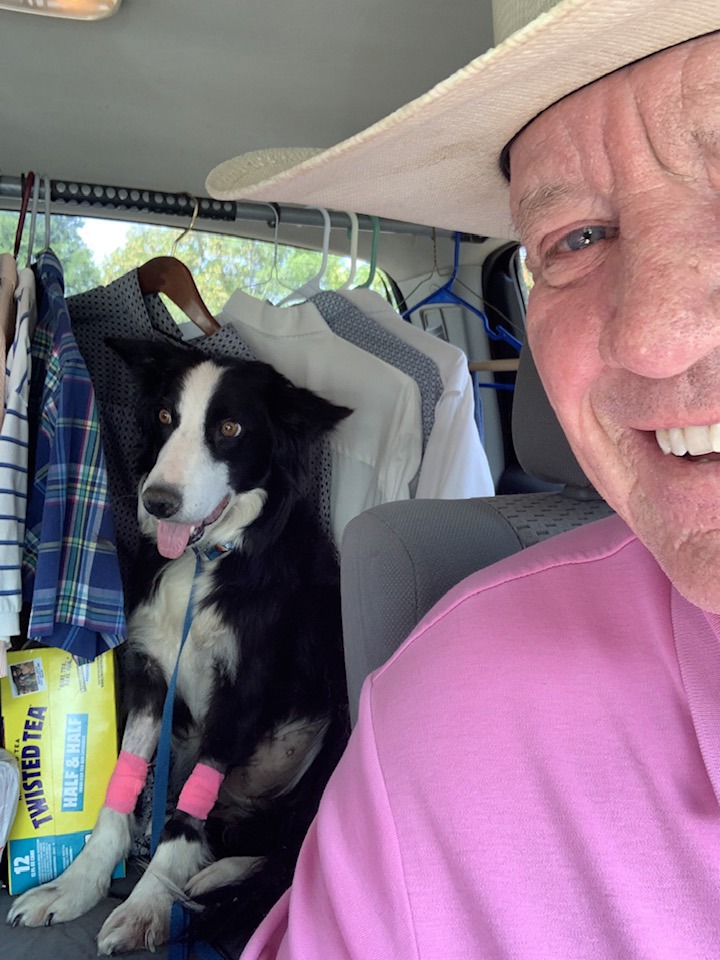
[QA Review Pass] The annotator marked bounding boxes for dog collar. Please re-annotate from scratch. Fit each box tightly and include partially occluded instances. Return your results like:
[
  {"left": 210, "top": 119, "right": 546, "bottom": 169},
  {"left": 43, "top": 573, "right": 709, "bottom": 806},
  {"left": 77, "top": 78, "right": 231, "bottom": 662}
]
[{"left": 192, "top": 541, "right": 234, "bottom": 562}]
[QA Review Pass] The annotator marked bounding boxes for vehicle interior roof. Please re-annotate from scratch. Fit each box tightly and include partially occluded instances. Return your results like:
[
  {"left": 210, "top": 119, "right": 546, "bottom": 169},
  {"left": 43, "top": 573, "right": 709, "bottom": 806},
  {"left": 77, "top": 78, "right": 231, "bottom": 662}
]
[{"left": 0, "top": 0, "right": 495, "bottom": 224}]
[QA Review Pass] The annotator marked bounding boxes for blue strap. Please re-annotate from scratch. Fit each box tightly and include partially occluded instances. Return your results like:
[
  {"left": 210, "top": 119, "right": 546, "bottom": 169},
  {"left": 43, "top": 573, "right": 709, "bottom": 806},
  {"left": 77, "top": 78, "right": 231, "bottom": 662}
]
[
  {"left": 149, "top": 541, "right": 232, "bottom": 855},
  {"left": 151, "top": 541, "right": 235, "bottom": 960},
  {"left": 169, "top": 902, "right": 190, "bottom": 960},
  {"left": 150, "top": 550, "right": 203, "bottom": 856},
  {"left": 169, "top": 902, "right": 226, "bottom": 960},
  {"left": 164, "top": 543, "right": 236, "bottom": 960}
]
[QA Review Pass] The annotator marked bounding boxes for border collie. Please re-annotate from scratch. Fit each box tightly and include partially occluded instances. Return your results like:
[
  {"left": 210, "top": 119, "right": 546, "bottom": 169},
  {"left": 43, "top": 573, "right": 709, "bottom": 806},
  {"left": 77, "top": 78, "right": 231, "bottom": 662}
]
[{"left": 7, "top": 337, "right": 351, "bottom": 955}]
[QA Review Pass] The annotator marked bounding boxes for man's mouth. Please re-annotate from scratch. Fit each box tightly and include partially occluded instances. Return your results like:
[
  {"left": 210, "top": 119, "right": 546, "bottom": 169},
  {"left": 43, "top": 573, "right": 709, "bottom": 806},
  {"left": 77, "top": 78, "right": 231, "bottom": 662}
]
[
  {"left": 155, "top": 495, "right": 230, "bottom": 559},
  {"left": 655, "top": 425, "right": 720, "bottom": 460}
]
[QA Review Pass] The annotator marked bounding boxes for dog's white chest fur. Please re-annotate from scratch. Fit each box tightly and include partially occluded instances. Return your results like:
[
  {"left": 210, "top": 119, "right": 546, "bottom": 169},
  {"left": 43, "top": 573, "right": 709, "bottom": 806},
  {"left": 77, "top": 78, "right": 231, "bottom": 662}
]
[{"left": 129, "top": 552, "right": 239, "bottom": 725}]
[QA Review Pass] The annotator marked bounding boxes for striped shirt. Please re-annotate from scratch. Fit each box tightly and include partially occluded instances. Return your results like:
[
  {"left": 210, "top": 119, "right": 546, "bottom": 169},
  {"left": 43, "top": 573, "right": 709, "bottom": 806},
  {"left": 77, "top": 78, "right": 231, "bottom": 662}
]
[
  {"left": 22, "top": 251, "right": 126, "bottom": 660},
  {"left": 0, "top": 267, "right": 35, "bottom": 650}
]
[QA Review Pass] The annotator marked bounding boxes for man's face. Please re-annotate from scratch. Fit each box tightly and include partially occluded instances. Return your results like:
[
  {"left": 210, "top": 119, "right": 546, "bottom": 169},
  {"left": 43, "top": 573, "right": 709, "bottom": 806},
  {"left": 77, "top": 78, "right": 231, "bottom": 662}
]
[{"left": 510, "top": 33, "right": 720, "bottom": 611}]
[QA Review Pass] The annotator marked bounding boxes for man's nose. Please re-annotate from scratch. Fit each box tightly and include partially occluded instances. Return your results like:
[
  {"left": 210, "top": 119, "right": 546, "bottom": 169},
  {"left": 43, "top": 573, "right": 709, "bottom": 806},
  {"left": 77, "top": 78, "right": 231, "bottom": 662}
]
[{"left": 599, "top": 219, "right": 720, "bottom": 380}]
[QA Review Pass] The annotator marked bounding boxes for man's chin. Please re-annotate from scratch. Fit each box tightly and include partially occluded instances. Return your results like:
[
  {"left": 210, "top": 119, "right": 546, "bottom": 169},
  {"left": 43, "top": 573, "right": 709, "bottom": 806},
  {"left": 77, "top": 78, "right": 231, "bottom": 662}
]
[{"left": 652, "top": 531, "right": 720, "bottom": 615}]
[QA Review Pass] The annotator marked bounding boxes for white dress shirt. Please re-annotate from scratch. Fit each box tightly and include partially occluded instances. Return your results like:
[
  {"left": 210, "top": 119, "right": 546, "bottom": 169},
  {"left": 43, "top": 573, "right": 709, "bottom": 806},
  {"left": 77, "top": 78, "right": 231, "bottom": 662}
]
[
  {"left": 216, "top": 290, "right": 423, "bottom": 546},
  {"left": 345, "top": 288, "right": 494, "bottom": 499}
]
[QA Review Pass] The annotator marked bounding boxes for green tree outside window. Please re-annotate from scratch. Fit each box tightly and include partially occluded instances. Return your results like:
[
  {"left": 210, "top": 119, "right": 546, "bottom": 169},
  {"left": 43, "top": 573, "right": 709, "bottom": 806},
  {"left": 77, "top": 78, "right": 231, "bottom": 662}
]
[{"left": 0, "top": 211, "right": 392, "bottom": 314}]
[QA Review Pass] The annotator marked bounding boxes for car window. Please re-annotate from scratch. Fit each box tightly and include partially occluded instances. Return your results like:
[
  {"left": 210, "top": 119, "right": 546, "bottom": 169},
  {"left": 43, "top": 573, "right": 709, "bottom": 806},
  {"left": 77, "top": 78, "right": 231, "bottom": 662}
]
[{"left": 0, "top": 211, "right": 396, "bottom": 316}]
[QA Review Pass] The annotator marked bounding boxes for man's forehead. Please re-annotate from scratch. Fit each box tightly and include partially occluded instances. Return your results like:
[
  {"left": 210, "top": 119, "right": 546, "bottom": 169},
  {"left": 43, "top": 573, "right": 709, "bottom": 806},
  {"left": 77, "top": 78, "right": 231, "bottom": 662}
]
[
  {"left": 508, "top": 109, "right": 597, "bottom": 243},
  {"left": 508, "top": 35, "right": 720, "bottom": 241}
]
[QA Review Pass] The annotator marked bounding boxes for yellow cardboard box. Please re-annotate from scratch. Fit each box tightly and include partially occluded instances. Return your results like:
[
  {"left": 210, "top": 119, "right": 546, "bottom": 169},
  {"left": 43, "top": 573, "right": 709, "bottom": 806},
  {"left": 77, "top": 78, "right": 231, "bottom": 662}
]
[{"left": 0, "top": 647, "right": 123, "bottom": 894}]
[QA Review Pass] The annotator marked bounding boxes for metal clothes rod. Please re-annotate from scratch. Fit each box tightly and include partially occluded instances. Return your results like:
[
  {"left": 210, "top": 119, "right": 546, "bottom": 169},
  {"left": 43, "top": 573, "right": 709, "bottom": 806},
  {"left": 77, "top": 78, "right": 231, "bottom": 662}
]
[{"left": 0, "top": 175, "right": 485, "bottom": 242}]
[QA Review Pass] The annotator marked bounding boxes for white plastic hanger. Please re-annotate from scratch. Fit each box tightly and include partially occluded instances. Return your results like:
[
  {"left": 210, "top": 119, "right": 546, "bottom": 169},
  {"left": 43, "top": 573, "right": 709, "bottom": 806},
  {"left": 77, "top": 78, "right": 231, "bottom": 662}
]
[
  {"left": 247, "top": 203, "right": 284, "bottom": 297},
  {"left": 24, "top": 174, "right": 41, "bottom": 266},
  {"left": 42, "top": 175, "right": 52, "bottom": 251},
  {"left": 337, "top": 211, "right": 359, "bottom": 290},
  {"left": 358, "top": 215, "right": 380, "bottom": 288},
  {"left": 24, "top": 172, "right": 53, "bottom": 265},
  {"left": 277, "top": 206, "right": 331, "bottom": 306}
]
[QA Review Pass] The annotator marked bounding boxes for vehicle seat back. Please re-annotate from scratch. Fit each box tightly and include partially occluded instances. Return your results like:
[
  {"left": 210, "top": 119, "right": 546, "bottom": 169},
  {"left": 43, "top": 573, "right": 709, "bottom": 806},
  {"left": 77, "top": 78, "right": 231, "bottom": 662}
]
[{"left": 340, "top": 346, "right": 614, "bottom": 724}]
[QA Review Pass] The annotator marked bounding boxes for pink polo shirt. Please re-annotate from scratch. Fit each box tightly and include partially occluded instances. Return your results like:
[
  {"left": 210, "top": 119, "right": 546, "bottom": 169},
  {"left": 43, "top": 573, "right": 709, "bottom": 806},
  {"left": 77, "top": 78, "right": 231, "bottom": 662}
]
[{"left": 243, "top": 515, "right": 720, "bottom": 959}]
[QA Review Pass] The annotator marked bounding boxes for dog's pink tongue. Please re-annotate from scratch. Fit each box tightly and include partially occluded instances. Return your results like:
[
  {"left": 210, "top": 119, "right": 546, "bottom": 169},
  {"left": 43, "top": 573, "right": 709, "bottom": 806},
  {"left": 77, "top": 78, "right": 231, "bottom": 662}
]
[{"left": 156, "top": 520, "right": 194, "bottom": 559}]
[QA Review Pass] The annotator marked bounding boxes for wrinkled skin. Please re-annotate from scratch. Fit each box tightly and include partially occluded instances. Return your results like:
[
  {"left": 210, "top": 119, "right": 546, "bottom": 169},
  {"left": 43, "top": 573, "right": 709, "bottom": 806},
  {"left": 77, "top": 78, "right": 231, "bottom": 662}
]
[{"left": 509, "top": 32, "right": 720, "bottom": 612}]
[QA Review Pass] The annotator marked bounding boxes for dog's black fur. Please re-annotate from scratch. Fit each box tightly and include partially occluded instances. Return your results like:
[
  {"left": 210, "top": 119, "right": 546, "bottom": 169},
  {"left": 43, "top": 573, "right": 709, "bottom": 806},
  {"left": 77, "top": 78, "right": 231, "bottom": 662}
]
[{"left": 115, "top": 336, "right": 352, "bottom": 954}]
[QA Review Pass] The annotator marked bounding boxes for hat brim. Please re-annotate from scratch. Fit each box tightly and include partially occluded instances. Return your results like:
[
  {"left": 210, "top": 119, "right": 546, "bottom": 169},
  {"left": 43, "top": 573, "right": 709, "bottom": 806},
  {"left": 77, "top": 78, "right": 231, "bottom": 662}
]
[{"left": 205, "top": 0, "right": 720, "bottom": 240}]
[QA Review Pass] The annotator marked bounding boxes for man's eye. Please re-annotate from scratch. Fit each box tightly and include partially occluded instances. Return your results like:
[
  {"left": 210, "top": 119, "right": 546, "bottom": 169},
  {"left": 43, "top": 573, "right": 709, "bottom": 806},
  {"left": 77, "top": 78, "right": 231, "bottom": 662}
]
[{"left": 562, "top": 225, "right": 617, "bottom": 251}]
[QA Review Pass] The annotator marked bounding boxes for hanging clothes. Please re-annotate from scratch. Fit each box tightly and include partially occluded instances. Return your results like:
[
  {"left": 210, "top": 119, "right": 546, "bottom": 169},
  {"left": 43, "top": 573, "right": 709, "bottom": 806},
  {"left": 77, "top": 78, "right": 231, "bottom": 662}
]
[
  {"left": 67, "top": 269, "right": 334, "bottom": 576},
  {"left": 0, "top": 254, "right": 18, "bottom": 430},
  {"left": 0, "top": 264, "right": 34, "bottom": 678},
  {"left": 23, "top": 250, "right": 126, "bottom": 661},
  {"left": 310, "top": 290, "right": 444, "bottom": 454},
  {"left": 0, "top": 269, "right": 35, "bottom": 630},
  {"left": 215, "top": 288, "right": 423, "bottom": 546},
  {"left": 344, "top": 287, "right": 495, "bottom": 499}
]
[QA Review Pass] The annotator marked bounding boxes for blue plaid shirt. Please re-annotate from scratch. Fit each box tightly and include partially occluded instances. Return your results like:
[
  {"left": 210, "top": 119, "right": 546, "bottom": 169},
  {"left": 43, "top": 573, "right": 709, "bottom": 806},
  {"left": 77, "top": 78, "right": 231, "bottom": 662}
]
[{"left": 22, "top": 251, "right": 126, "bottom": 659}]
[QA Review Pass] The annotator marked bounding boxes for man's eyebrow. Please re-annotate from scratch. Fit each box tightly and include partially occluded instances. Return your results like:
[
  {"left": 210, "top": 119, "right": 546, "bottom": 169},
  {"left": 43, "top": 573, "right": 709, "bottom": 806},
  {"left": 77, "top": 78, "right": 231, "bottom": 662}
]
[{"left": 513, "top": 183, "right": 576, "bottom": 239}]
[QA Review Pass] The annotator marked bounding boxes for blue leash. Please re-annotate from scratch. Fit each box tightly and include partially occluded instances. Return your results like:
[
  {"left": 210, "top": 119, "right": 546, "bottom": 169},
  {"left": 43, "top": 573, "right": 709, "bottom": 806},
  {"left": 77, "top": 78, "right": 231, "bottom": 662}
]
[
  {"left": 150, "top": 543, "right": 230, "bottom": 856},
  {"left": 150, "top": 541, "right": 231, "bottom": 960}
]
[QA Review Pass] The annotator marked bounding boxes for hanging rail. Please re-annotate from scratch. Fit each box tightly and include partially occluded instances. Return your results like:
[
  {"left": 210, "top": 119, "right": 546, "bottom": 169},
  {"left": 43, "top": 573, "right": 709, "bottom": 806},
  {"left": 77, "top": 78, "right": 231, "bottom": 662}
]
[{"left": 0, "top": 175, "right": 485, "bottom": 241}]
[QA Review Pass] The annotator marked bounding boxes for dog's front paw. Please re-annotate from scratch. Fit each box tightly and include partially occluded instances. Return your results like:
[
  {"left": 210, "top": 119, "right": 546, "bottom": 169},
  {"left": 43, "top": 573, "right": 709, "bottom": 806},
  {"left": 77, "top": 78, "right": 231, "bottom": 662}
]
[
  {"left": 7, "top": 872, "right": 105, "bottom": 928},
  {"left": 97, "top": 890, "right": 173, "bottom": 955}
]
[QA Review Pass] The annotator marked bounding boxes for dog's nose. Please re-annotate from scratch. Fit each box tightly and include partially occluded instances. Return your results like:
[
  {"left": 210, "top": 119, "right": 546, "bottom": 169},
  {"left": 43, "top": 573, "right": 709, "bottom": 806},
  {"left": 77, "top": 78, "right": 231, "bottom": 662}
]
[{"left": 142, "top": 484, "right": 182, "bottom": 519}]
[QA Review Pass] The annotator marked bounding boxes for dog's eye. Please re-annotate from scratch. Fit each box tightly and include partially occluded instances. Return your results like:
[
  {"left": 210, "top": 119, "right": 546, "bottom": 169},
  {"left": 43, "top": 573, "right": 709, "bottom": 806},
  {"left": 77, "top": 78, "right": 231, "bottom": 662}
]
[
  {"left": 220, "top": 420, "right": 242, "bottom": 438},
  {"left": 158, "top": 408, "right": 172, "bottom": 425}
]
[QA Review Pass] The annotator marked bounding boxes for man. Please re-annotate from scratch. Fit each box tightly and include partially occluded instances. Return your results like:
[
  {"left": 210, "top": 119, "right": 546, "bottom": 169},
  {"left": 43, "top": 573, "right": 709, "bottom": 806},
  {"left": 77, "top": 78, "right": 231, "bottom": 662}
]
[{"left": 203, "top": 2, "right": 720, "bottom": 957}]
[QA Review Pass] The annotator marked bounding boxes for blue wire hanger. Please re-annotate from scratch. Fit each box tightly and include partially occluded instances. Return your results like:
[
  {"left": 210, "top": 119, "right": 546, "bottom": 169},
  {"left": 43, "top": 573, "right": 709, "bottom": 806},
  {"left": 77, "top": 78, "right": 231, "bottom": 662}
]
[{"left": 402, "top": 232, "right": 522, "bottom": 353}]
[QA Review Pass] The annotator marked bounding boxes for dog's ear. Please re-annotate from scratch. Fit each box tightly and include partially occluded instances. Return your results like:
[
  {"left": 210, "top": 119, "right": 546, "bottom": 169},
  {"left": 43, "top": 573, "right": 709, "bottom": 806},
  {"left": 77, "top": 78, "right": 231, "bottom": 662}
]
[
  {"left": 272, "top": 375, "right": 352, "bottom": 442},
  {"left": 256, "top": 372, "right": 351, "bottom": 520},
  {"left": 105, "top": 337, "right": 199, "bottom": 393}
]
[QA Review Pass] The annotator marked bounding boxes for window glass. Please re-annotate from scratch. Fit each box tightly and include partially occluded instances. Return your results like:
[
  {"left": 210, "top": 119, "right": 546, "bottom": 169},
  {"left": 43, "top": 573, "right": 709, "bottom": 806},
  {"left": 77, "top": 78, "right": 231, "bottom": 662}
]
[{"left": 0, "top": 211, "right": 395, "bottom": 312}]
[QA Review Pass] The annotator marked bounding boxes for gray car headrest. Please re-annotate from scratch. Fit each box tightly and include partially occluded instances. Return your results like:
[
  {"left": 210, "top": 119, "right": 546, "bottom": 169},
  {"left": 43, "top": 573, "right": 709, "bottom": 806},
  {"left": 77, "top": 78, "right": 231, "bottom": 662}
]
[{"left": 511, "top": 346, "right": 599, "bottom": 497}]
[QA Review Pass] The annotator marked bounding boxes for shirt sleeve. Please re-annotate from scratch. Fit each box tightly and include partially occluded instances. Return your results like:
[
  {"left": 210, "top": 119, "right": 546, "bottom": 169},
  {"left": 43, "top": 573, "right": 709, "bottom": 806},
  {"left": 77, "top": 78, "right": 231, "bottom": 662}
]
[{"left": 241, "top": 678, "right": 419, "bottom": 960}]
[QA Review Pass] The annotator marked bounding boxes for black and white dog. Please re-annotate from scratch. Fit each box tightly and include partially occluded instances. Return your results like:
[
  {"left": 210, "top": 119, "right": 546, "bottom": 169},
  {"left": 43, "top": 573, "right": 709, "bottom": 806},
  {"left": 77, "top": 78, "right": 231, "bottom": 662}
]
[{"left": 8, "top": 337, "right": 351, "bottom": 955}]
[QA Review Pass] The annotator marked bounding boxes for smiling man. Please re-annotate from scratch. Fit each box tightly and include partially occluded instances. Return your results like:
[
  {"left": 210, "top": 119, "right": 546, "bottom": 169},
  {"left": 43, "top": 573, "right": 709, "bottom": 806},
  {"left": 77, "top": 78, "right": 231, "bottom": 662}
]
[
  {"left": 201, "top": 2, "right": 720, "bottom": 958},
  {"left": 514, "top": 32, "right": 720, "bottom": 616}
]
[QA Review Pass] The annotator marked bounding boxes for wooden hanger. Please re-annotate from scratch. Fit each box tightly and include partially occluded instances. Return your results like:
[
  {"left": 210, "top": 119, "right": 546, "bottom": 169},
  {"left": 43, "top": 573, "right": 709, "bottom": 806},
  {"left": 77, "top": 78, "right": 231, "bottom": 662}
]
[
  {"left": 13, "top": 172, "right": 35, "bottom": 259},
  {"left": 138, "top": 196, "right": 220, "bottom": 335},
  {"left": 137, "top": 256, "right": 220, "bottom": 335}
]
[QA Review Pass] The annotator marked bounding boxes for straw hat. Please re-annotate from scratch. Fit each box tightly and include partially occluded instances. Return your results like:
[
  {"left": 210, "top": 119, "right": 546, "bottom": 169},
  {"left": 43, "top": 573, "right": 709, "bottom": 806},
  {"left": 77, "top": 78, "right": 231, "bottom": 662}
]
[{"left": 205, "top": 0, "right": 720, "bottom": 240}]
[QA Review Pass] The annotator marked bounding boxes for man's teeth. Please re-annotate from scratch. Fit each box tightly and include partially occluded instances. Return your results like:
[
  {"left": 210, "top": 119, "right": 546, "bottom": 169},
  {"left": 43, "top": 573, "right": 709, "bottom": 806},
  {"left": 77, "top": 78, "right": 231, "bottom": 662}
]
[{"left": 655, "top": 425, "right": 720, "bottom": 456}]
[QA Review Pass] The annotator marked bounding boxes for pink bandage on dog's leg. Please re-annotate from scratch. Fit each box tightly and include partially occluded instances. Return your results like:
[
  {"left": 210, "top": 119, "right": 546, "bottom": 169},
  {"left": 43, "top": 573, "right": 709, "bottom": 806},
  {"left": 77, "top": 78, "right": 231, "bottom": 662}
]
[
  {"left": 177, "top": 763, "right": 225, "bottom": 821},
  {"left": 104, "top": 750, "right": 150, "bottom": 815}
]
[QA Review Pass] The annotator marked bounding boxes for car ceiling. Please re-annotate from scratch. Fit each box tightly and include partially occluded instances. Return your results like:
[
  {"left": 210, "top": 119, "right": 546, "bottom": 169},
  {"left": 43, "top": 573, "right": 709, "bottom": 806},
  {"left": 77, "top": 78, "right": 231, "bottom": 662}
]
[{"left": 0, "top": 0, "right": 495, "bottom": 204}]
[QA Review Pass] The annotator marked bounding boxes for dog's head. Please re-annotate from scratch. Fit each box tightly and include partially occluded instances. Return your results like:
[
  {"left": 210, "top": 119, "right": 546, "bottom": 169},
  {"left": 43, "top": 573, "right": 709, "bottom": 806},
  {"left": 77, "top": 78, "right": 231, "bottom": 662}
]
[{"left": 107, "top": 337, "right": 350, "bottom": 559}]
